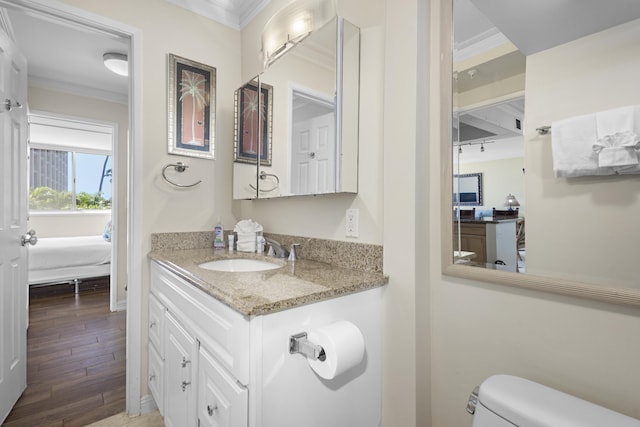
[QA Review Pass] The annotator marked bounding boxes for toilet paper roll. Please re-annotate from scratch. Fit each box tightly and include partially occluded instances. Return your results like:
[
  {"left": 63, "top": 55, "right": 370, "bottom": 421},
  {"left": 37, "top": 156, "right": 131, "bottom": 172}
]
[{"left": 307, "top": 321, "right": 365, "bottom": 380}]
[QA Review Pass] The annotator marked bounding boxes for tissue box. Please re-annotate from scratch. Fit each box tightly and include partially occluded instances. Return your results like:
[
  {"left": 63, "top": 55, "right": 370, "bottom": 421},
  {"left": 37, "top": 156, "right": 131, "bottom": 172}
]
[{"left": 236, "top": 232, "right": 256, "bottom": 252}]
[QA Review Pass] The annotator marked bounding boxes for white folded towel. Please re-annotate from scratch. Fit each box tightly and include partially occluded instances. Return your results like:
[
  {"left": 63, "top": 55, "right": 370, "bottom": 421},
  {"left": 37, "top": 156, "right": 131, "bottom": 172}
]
[
  {"left": 551, "top": 113, "right": 613, "bottom": 177},
  {"left": 593, "top": 105, "right": 640, "bottom": 170},
  {"left": 233, "top": 219, "right": 263, "bottom": 233}
]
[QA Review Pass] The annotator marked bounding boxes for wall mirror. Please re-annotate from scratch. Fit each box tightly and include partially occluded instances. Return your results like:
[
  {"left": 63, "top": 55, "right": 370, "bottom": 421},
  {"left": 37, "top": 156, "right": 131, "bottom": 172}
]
[
  {"left": 444, "top": 0, "right": 640, "bottom": 306},
  {"left": 232, "top": 16, "right": 360, "bottom": 200}
]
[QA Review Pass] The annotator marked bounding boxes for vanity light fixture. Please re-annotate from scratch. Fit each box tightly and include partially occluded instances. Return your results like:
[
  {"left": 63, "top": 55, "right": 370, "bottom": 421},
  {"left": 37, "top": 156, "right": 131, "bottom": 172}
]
[
  {"left": 103, "top": 52, "right": 128, "bottom": 76},
  {"left": 504, "top": 193, "right": 521, "bottom": 211},
  {"left": 262, "top": 0, "right": 336, "bottom": 68}
]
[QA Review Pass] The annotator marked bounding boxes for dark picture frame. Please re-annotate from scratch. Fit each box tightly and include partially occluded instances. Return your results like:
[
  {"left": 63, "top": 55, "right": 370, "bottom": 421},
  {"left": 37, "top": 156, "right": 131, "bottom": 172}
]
[
  {"left": 167, "top": 53, "right": 216, "bottom": 159},
  {"left": 234, "top": 80, "right": 273, "bottom": 166},
  {"left": 453, "top": 172, "right": 483, "bottom": 206}
]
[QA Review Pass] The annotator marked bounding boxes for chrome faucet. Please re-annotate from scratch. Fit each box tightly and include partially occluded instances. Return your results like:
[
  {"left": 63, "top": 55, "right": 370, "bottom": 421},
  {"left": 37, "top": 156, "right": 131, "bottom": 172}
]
[
  {"left": 264, "top": 238, "right": 288, "bottom": 258},
  {"left": 288, "top": 243, "right": 300, "bottom": 261}
]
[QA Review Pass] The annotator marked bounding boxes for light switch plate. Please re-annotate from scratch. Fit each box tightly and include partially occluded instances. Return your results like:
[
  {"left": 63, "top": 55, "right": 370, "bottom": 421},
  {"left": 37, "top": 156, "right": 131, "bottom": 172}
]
[{"left": 346, "top": 208, "right": 359, "bottom": 237}]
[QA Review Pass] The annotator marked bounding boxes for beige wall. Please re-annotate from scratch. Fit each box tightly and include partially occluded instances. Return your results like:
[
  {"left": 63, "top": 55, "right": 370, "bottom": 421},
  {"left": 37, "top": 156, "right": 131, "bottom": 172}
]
[
  {"left": 525, "top": 19, "right": 640, "bottom": 289},
  {"left": 458, "top": 157, "right": 525, "bottom": 215},
  {"left": 431, "top": 2, "right": 640, "bottom": 427},
  {"left": 28, "top": 86, "right": 127, "bottom": 304},
  {"left": 46, "top": 1, "right": 640, "bottom": 426},
  {"left": 60, "top": 0, "right": 242, "bottom": 397},
  {"left": 236, "top": 0, "right": 385, "bottom": 245}
]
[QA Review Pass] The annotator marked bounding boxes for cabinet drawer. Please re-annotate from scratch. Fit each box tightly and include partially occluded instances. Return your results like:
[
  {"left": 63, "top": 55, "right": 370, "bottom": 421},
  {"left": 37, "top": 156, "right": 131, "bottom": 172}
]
[
  {"left": 148, "top": 293, "right": 165, "bottom": 357},
  {"left": 148, "top": 344, "right": 164, "bottom": 415},
  {"left": 150, "top": 262, "right": 251, "bottom": 385},
  {"left": 197, "top": 345, "right": 248, "bottom": 427},
  {"left": 458, "top": 223, "right": 486, "bottom": 235}
]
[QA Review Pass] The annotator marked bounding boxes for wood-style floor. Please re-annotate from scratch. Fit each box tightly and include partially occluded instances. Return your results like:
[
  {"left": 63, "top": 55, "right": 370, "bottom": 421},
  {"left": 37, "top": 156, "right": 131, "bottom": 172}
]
[{"left": 3, "top": 278, "right": 126, "bottom": 427}]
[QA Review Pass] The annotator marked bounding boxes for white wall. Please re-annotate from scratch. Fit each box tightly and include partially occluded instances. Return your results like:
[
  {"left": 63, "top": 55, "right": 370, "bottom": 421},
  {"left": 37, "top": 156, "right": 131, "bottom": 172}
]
[{"left": 29, "top": 212, "right": 111, "bottom": 238}]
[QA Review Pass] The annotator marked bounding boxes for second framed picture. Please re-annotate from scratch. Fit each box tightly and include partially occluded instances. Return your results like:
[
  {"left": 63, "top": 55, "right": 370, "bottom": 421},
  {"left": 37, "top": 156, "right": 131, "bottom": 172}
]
[{"left": 234, "top": 80, "right": 273, "bottom": 166}]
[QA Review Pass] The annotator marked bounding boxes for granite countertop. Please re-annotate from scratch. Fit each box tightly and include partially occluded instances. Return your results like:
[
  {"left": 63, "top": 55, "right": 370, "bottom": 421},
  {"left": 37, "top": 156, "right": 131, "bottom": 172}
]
[{"left": 149, "top": 248, "right": 388, "bottom": 317}]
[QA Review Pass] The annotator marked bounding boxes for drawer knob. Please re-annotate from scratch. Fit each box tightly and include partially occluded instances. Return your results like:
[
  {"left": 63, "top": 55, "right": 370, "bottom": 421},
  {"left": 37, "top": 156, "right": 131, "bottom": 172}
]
[
  {"left": 207, "top": 403, "right": 218, "bottom": 416},
  {"left": 181, "top": 380, "right": 191, "bottom": 392},
  {"left": 149, "top": 373, "right": 155, "bottom": 382},
  {"left": 149, "top": 321, "right": 156, "bottom": 329}
]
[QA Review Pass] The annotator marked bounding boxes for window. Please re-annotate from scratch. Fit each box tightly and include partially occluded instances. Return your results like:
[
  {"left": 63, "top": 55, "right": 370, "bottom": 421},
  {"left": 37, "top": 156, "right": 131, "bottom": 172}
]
[
  {"left": 28, "top": 112, "right": 114, "bottom": 211},
  {"left": 29, "top": 149, "right": 112, "bottom": 210}
]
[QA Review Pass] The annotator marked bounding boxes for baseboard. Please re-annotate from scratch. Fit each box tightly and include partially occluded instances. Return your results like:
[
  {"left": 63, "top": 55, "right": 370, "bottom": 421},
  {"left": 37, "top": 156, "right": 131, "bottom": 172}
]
[{"left": 140, "top": 394, "right": 158, "bottom": 414}]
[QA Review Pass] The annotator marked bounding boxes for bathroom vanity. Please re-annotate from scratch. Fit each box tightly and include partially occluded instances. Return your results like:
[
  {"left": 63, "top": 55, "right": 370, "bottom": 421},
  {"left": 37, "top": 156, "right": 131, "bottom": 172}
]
[{"left": 147, "top": 250, "right": 386, "bottom": 427}]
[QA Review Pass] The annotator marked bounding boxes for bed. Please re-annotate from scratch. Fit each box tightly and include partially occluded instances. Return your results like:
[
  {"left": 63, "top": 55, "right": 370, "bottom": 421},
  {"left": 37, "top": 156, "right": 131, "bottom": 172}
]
[{"left": 29, "top": 235, "right": 111, "bottom": 293}]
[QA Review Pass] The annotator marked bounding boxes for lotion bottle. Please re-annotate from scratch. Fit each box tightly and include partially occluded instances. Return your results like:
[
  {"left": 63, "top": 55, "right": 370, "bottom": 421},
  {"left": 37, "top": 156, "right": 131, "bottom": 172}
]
[{"left": 214, "top": 220, "right": 225, "bottom": 248}]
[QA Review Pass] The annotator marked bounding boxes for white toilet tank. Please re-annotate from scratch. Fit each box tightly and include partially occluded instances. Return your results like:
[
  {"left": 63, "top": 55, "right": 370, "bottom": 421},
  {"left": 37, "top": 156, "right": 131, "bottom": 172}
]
[{"left": 468, "top": 375, "right": 640, "bottom": 427}]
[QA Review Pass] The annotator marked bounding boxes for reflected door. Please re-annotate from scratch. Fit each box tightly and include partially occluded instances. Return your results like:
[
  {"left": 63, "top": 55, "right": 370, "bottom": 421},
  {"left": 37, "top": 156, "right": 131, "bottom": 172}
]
[{"left": 291, "top": 112, "right": 335, "bottom": 194}]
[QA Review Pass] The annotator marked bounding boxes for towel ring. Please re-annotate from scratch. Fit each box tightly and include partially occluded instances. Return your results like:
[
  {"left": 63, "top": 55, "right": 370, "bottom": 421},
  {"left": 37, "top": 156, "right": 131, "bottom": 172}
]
[
  {"left": 249, "top": 171, "right": 280, "bottom": 192},
  {"left": 161, "top": 162, "right": 202, "bottom": 188}
]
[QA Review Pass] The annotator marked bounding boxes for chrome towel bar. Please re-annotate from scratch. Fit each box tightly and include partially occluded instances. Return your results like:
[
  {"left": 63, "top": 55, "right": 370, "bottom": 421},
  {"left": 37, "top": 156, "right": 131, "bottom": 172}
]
[{"left": 161, "top": 162, "right": 202, "bottom": 188}]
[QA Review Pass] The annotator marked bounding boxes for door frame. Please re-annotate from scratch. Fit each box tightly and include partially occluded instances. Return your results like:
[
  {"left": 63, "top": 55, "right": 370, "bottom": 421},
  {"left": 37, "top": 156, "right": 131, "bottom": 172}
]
[{"left": 0, "top": 0, "right": 145, "bottom": 415}]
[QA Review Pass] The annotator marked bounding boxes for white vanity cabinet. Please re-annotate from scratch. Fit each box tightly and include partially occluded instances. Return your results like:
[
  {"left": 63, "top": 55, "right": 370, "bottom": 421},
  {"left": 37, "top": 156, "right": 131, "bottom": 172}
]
[
  {"left": 148, "top": 260, "right": 383, "bottom": 427},
  {"left": 149, "top": 262, "right": 250, "bottom": 427}
]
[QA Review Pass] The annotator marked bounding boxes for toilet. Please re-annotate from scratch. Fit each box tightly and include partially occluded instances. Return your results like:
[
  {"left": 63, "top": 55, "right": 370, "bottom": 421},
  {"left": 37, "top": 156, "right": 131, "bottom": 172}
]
[{"left": 467, "top": 375, "right": 640, "bottom": 427}]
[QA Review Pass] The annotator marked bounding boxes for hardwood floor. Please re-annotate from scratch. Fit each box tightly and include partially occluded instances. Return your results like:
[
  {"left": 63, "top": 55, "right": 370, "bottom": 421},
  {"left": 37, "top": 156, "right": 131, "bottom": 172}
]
[{"left": 3, "top": 279, "right": 126, "bottom": 427}]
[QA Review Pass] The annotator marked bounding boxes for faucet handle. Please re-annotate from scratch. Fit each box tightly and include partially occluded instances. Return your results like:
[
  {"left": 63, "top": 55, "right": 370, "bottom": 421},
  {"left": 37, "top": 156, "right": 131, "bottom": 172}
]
[
  {"left": 288, "top": 243, "right": 300, "bottom": 261},
  {"left": 267, "top": 245, "right": 276, "bottom": 257}
]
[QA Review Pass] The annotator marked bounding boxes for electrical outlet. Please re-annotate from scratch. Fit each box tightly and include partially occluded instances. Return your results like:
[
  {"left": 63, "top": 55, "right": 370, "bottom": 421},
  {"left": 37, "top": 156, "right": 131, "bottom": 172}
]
[{"left": 346, "top": 208, "right": 359, "bottom": 237}]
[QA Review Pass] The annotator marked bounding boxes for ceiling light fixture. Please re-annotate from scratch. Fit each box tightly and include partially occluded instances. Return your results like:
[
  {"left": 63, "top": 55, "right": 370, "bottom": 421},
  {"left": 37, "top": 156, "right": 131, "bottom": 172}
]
[
  {"left": 103, "top": 52, "right": 128, "bottom": 76},
  {"left": 262, "top": 0, "right": 336, "bottom": 68}
]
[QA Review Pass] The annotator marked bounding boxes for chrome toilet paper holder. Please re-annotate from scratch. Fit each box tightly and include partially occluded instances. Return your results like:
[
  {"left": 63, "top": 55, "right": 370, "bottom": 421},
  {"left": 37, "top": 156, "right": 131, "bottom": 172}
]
[{"left": 289, "top": 332, "right": 326, "bottom": 361}]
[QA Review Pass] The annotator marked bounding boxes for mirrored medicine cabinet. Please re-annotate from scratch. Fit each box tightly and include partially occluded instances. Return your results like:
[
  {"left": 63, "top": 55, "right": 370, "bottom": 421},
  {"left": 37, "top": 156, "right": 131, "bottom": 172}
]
[
  {"left": 232, "top": 16, "right": 360, "bottom": 200},
  {"left": 444, "top": 0, "right": 640, "bottom": 306}
]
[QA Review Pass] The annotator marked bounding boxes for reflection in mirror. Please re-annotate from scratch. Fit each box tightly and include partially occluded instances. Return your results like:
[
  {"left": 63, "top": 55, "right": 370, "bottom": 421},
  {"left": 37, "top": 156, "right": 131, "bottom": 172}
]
[
  {"left": 232, "top": 16, "right": 360, "bottom": 200},
  {"left": 233, "top": 76, "right": 262, "bottom": 199},
  {"left": 453, "top": 172, "right": 483, "bottom": 206},
  {"left": 449, "top": 0, "right": 640, "bottom": 297}
]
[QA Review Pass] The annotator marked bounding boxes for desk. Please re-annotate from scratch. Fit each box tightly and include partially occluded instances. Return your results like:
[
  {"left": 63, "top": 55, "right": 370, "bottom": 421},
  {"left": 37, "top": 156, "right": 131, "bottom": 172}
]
[{"left": 453, "top": 218, "right": 519, "bottom": 268}]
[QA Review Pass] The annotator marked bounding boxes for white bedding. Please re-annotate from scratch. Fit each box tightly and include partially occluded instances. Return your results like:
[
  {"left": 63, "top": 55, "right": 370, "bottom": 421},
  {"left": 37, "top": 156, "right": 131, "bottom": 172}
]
[{"left": 28, "top": 235, "right": 111, "bottom": 285}]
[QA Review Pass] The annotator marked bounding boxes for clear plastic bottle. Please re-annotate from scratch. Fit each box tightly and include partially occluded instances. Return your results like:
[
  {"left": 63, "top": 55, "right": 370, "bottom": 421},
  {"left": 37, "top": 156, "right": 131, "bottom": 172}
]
[{"left": 214, "top": 220, "right": 225, "bottom": 248}]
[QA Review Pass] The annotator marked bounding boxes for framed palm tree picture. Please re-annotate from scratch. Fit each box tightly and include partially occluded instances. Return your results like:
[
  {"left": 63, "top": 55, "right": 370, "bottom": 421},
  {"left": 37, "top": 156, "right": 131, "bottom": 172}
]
[
  {"left": 167, "top": 54, "right": 216, "bottom": 159},
  {"left": 233, "top": 80, "right": 273, "bottom": 165}
]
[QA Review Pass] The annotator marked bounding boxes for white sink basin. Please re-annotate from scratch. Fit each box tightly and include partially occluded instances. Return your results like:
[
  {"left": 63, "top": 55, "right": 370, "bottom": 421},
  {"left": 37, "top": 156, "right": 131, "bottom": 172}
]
[{"left": 198, "top": 259, "right": 282, "bottom": 272}]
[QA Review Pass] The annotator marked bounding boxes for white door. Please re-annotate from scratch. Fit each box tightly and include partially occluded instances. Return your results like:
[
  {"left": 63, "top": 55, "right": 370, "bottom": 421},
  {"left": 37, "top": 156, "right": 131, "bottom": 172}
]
[
  {"left": 290, "top": 112, "right": 335, "bottom": 194},
  {"left": 0, "top": 28, "right": 29, "bottom": 423}
]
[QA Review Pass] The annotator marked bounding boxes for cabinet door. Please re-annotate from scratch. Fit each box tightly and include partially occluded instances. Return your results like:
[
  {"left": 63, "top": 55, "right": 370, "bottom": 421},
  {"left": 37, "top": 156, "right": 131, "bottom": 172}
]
[
  {"left": 197, "top": 346, "right": 248, "bottom": 427},
  {"left": 148, "top": 293, "right": 165, "bottom": 357},
  {"left": 148, "top": 344, "right": 164, "bottom": 415},
  {"left": 164, "top": 312, "right": 197, "bottom": 427}
]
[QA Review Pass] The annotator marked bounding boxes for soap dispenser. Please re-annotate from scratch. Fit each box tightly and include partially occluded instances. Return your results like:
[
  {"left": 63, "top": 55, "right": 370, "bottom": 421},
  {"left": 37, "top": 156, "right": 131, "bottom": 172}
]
[{"left": 214, "top": 219, "right": 225, "bottom": 248}]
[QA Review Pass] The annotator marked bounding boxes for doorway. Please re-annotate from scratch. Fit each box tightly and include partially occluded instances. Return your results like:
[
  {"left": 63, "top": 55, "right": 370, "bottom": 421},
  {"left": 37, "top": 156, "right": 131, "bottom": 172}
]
[{"left": 0, "top": 0, "right": 142, "bottom": 419}]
